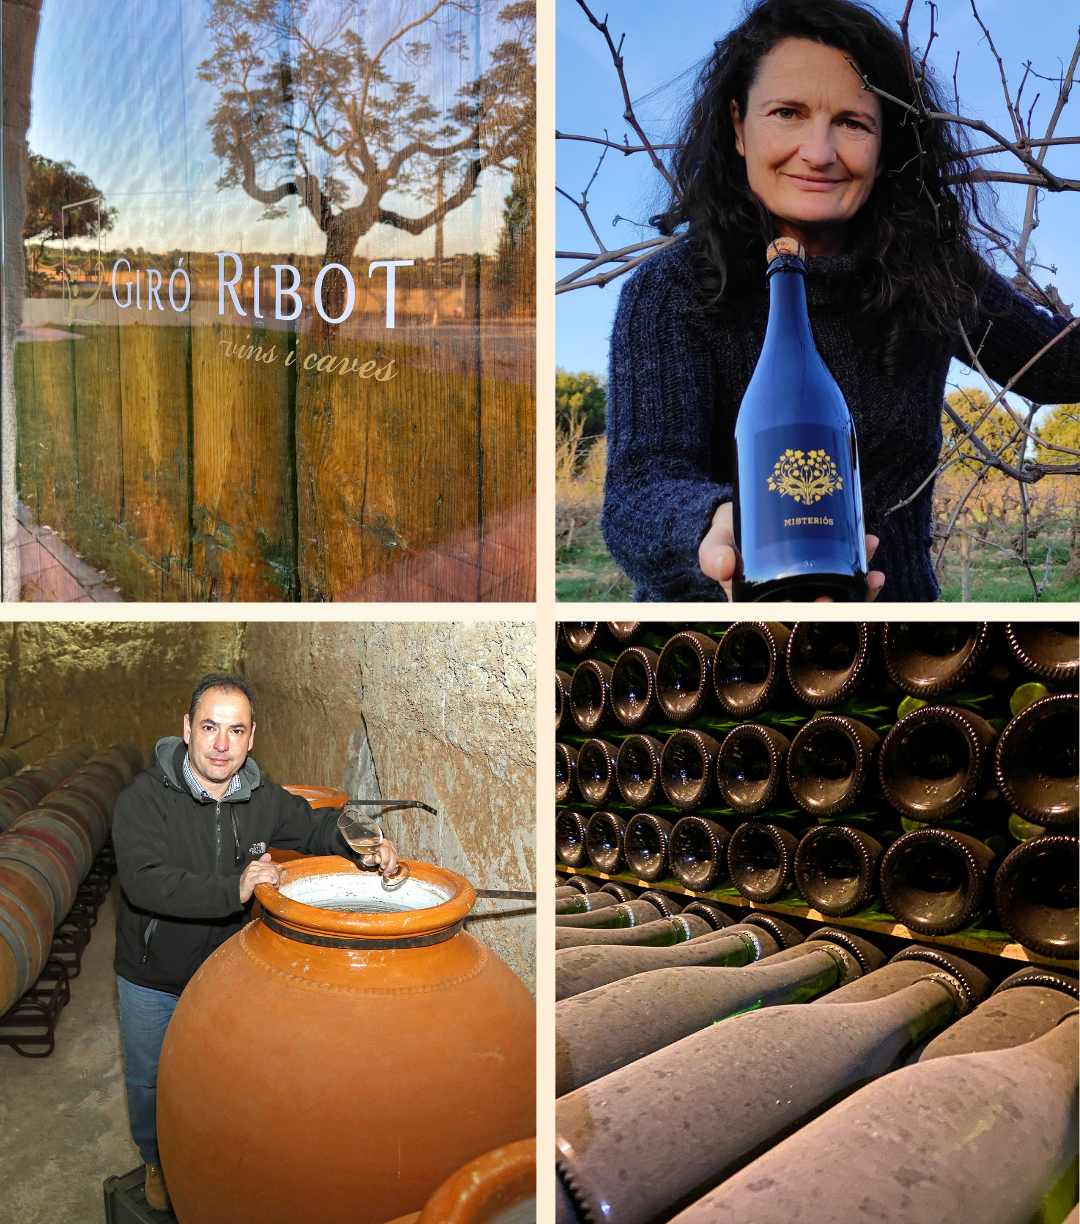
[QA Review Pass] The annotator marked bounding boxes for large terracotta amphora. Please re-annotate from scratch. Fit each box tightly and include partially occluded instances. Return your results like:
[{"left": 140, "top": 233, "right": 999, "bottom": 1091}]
[
  {"left": 156, "top": 856, "right": 535, "bottom": 1224},
  {"left": 271, "top": 784, "right": 349, "bottom": 862}
]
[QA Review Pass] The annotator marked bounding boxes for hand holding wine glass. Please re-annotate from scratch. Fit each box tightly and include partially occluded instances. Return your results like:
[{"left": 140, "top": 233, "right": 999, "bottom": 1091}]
[
  {"left": 337, "top": 808, "right": 405, "bottom": 887},
  {"left": 698, "top": 501, "right": 885, "bottom": 602}
]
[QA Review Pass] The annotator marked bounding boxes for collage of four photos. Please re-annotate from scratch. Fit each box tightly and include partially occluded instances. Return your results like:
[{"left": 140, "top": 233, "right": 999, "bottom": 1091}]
[{"left": 0, "top": 1, "right": 1077, "bottom": 1223}]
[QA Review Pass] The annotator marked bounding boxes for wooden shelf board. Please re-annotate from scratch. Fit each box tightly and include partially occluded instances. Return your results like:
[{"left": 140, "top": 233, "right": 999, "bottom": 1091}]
[{"left": 557, "top": 865, "right": 1078, "bottom": 971}]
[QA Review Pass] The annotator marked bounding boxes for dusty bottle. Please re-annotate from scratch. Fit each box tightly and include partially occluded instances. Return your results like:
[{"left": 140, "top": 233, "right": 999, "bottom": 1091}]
[
  {"left": 712, "top": 621, "right": 799, "bottom": 718},
  {"left": 607, "top": 622, "right": 684, "bottom": 651},
  {"left": 636, "top": 889, "right": 683, "bottom": 917},
  {"left": 556, "top": 669, "right": 573, "bottom": 736},
  {"left": 555, "top": 810, "right": 589, "bottom": 869},
  {"left": 583, "top": 811, "right": 629, "bottom": 876},
  {"left": 623, "top": 813, "right": 674, "bottom": 883},
  {"left": 881, "top": 622, "right": 996, "bottom": 698},
  {"left": 556, "top": 966, "right": 967, "bottom": 1224},
  {"left": 574, "top": 739, "right": 620, "bottom": 807},
  {"left": 668, "top": 816, "right": 731, "bottom": 892},
  {"left": 878, "top": 704, "right": 999, "bottom": 823},
  {"left": 993, "top": 835, "right": 1078, "bottom": 960},
  {"left": 569, "top": 659, "right": 615, "bottom": 735},
  {"left": 561, "top": 622, "right": 618, "bottom": 660},
  {"left": 554, "top": 743, "right": 578, "bottom": 805},
  {"left": 919, "top": 964, "right": 1078, "bottom": 1062},
  {"left": 730, "top": 239, "right": 868, "bottom": 601},
  {"left": 554, "top": 890, "right": 620, "bottom": 916},
  {"left": 787, "top": 714, "right": 881, "bottom": 818},
  {"left": 555, "top": 911, "right": 711, "bottom": 952},
  {"left": 655, "top": 631, "right": 722, "bottom": 723},
  {"left": 1004, "top": 622, "right": 1079, "bottom": 688},
  {"left": 555, "top": 936, "right": 862, "bottom": 1095},
  {"left": 615, "top": 735, "right": 666, "bottom": 809},
  {"left": 609, "top": 647, "right": 663, "bottom": 729},
  {"left": 715, "top": 722, "right": 792, "bottom": 814},
  {"left": 794, "top": 824, "right": 884, "bottom": 917},
  {"left": 727, "top": 821, "right": 802, "bottom": 902},
  {"left": 672, "top": 1013, "right": 1079, "bottom": 1224},
  {"left": 598, "top": 881, "right": 638, "bottom": 902},
  {"left": 879, "top": 827, "right": 997, "bottom": 936},
  {"left": 660, "top": 730, "right": 723, "bottom": 811},
  {"left": 562, "top": 875, "right": 600, "bottom": 894},
  {"left": 554, "top": 899, "right": 662, "bottom": 929},
  {"left": 680, "top": 899, "right": 734, "bottom": 929},
  {"left": 554, "top": 922, "right": 781, "bottom": 1001},
  {"left": 785, "top": 621, "right": 879, "bottom": 707},
  {"left": 995, "top": 693, "right": 1078, "bottom": 826}
]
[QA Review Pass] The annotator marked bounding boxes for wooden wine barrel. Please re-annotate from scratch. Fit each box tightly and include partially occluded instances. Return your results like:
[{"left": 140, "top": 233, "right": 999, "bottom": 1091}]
[
  {"left": 36, "top": 792, "right": 108, "bottom": 856},
  {"left": 0, "top": 787, "right": 34, "bottom": 831},
  {"left": 270, "top": 786, "right": 349, "bottom": 863},
  {"left": 0, "top": 748, "right": 25, "bottom": 781},
  {"left": 0, "top": 830, "right": 80, "bottom": 925},
  {"left": 0, "top": 858, "right": 54, "bottom": 1015},
  {"left": 4, "top": 773, "right": 52, "bottom": 808},
  {"left": 13, "top": 808, "right": 95, "bottom": 872},
  {"left": 76, "top": 760, "right": 127, "bottom": 796}
]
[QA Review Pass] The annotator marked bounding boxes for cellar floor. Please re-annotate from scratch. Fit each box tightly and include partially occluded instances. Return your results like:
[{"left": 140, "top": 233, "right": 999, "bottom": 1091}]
[{"left": 0, "top": 887, "right": 143, "bottom": 1224}]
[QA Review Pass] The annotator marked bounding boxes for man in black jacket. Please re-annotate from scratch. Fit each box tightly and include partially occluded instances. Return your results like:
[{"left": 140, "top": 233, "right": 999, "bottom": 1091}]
[{"left": 112, "top": 673, "right": 398, "bottom": 1210}]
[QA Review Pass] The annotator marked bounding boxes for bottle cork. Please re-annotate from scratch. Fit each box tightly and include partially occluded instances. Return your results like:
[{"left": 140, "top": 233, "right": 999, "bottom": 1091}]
[{"left": 766, "top": 236, "right": 806, "bottom": 263}]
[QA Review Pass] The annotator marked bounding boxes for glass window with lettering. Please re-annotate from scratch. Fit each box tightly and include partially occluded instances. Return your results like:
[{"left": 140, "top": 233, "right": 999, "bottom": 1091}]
[{"left": 2, "top": 0, "right": 535, "bottom": 601}]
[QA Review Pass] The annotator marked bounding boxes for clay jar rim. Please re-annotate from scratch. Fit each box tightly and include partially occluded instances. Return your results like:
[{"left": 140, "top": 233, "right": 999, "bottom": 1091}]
[
  {"left": 994, "top": 694, "right": 1079, "bottom": 826},
  {"left": 718, "top": 723, "right": 787, "bottom": 814},
  {"left": 881, "top": 622, "right": 991, "bottom": 697},
  {"left": 255, "top": 855, "right": 476, "bottom": 940},
  {"left": 282, "top": 783, "right": 349, "bottom": 809},
  {"left": 786, "top": 622, "right": 871, "bottom": 707},
  {"left": 878, "top": 705, "right": 986, "bottom": 821},
  {"left": 1005, "top": 622, "right": 1079, "bottom": 686},
  {"left": 787, "top": 715, "right": 873, "bottom": 816}
]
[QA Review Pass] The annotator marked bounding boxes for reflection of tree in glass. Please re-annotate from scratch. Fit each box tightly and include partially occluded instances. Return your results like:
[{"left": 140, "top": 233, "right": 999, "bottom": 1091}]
[
  {"left": 199, "top": 0, "right": 535, "bottom": 281},
  {"left": 23, "top": 152, "right": 117, "bottom": 277}
]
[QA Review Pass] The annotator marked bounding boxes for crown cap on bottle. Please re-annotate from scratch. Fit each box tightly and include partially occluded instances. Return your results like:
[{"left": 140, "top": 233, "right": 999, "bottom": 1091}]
[{"left": 766, "top": 236, "right": 806, "bottom": 263}]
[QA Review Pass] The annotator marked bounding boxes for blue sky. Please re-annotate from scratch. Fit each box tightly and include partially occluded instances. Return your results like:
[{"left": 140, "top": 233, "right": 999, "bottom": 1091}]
[
  {"left": 27, "top": 0, "right": 519, "bottom": 258},
  {"left": 556, "top": 0, "right": 1080, "bottom": 392}
]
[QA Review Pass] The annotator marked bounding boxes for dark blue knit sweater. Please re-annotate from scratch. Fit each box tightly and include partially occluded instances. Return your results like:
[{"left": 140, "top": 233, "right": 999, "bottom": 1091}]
[{"left": 601, "top": 241, "right": 1080, "bottom": 601}]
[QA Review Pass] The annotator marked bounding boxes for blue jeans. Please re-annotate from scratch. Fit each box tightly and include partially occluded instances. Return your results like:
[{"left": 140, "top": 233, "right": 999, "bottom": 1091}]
[{"left": 116, "top": 976, "right": 181, "bottom": 1165}]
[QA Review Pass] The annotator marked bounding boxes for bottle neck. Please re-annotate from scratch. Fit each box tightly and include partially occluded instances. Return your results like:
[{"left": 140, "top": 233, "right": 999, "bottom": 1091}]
[{"left": 764, "top": 265, "right": 815, "bottom": 352}]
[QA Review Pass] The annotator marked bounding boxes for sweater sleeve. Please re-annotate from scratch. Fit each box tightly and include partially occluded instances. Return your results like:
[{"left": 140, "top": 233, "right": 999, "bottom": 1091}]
[
  {"left": 957, "top": 272, "right": 1080, "bottom": 403},
  {"left": 112, "top": 781, "right": 243, "bottom": 919},
  {"left": 600, "top": 249, "right": 732, "bottom": 601}
]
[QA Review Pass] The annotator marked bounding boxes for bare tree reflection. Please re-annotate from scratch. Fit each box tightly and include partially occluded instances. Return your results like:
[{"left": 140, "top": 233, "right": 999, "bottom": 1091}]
[{"left": 199, "top": 0, "right": 535, "bottom": 278}]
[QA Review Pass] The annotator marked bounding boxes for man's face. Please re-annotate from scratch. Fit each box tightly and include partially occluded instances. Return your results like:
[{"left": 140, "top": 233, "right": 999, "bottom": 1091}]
[{"left": 183, "top": 688, "right": 255, "bottom": 790}]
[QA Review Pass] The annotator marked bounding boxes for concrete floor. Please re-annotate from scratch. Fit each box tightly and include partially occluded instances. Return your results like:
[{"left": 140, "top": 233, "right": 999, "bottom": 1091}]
[{"left": 0, "top": 886, "right": 143, "bottom": 1224}]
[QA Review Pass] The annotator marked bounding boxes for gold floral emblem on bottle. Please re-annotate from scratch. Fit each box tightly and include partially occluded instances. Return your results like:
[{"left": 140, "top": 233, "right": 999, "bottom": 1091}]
[{"left": 767, "top": 449, "right": 842, "bottom": 505}]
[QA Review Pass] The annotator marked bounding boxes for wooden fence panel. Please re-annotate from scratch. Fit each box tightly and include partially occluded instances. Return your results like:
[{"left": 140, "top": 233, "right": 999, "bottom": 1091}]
[
  {"left": 190, "top": 319, "right": 296, "bottom": 601},
  {"left": 117, "top": 321, "right": 192, "bottom": 576}
]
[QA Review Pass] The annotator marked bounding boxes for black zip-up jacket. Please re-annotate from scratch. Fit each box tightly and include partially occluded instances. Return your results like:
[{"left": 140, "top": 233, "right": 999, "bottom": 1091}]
[{"left": 113, "top": 737, "right": 365, "bottom": 995}]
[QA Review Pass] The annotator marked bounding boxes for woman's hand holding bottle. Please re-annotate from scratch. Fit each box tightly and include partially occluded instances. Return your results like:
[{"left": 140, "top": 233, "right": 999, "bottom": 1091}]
[{"left": 698, "top": 501, "right": 885, "bottom": 602}]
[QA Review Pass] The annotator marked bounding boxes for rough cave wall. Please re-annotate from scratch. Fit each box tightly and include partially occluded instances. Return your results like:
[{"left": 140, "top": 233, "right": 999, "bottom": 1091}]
[
  {"left": 242, "top": 622, "right": 536, "bottom": 992},
  {"left": 0, "top": 622, "right": 245, "bottom": 768}
]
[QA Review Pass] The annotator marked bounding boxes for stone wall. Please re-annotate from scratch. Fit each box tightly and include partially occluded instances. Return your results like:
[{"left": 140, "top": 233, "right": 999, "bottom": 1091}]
[
  {"left": 0, "top": 621, "right": 244, "bottom": 768},
  {"left": 242, "top": 621, "right": 536, "bottom": 992}
]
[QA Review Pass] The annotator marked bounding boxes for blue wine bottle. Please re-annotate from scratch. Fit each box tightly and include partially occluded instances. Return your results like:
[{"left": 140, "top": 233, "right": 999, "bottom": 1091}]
[{"left": 732, "top": 238, "right": 868, "bottom": 601}]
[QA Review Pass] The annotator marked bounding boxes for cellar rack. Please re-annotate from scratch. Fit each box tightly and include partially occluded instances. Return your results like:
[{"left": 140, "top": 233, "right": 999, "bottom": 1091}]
[{"left": 558, "top": 864, "right": 1079, "bottom": 972}]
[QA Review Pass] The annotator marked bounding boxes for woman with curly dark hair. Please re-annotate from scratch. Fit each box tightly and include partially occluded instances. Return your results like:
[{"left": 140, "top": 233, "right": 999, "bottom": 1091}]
[{"left": 600, "top": 0, "right": 1080, "bottom": 601}]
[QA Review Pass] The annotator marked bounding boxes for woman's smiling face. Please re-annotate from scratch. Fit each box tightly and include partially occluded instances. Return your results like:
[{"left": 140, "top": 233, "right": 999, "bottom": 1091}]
[{"left": 730, "top": 37, "right": 884, "bottom": 255}]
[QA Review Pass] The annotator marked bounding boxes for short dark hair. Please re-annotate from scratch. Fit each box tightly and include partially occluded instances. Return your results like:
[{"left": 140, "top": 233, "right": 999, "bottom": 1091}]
[{"left": 188, "top": 674, "right": 256, "bottom": 726}]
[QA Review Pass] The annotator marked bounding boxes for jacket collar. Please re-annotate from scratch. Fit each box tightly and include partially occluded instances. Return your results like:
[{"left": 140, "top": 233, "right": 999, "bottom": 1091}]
[{"left": 154, "top": 736, "right": 261, "bottom": 804}]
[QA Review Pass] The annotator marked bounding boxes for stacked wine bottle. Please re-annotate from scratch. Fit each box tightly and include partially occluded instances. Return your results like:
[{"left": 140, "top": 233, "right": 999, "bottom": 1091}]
[{"left": 556, "top": 621, "right": 1079, "bottom": 961}]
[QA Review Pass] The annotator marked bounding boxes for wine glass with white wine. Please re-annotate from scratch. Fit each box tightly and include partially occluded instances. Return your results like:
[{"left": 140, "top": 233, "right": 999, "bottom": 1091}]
[{"left": 337, "top": 806, "right": 410, "bottom": 890}]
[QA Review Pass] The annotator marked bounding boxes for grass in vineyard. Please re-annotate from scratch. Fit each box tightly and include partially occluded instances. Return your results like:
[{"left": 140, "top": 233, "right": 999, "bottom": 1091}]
[{"left": 557, "top": 445, "right": 1080, "bottom": 603}]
